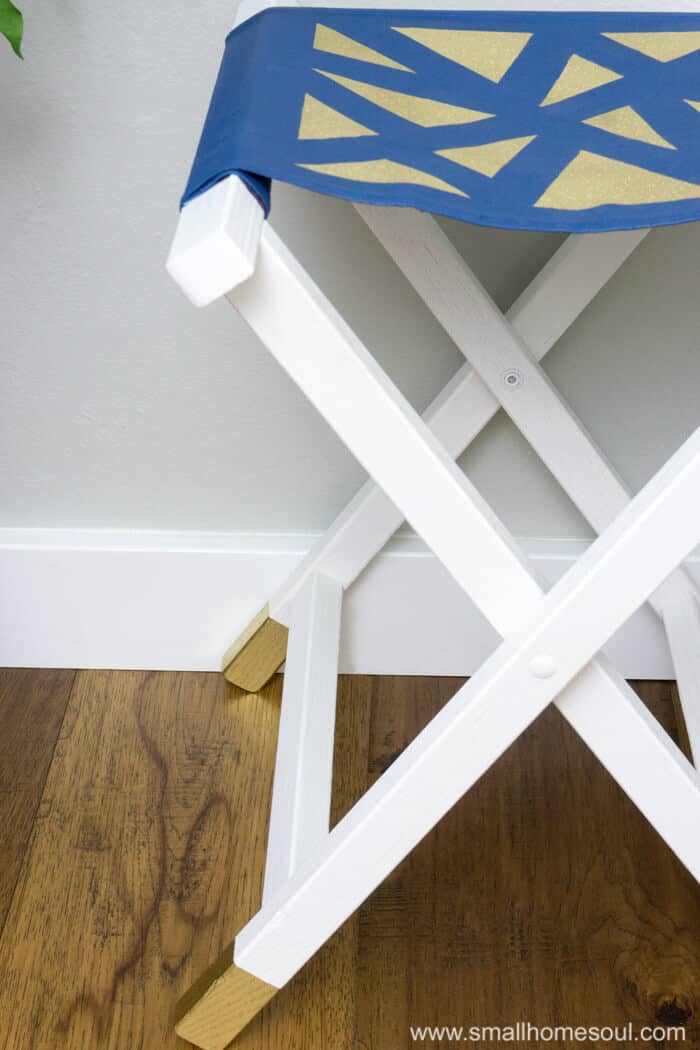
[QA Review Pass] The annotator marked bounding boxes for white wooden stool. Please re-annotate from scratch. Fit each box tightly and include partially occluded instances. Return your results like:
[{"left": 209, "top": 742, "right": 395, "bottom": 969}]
[{"left": 167, "top": 2, "right": 700, "bottom": 1045}]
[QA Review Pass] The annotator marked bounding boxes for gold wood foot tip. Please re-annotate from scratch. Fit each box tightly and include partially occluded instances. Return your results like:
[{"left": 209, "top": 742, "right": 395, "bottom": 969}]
[
  {"left": 175, "top": 944, "right": 278, "bottom": 1049},
  {"left": 221, "top": 605, "right": 288, "bottom": 692}
]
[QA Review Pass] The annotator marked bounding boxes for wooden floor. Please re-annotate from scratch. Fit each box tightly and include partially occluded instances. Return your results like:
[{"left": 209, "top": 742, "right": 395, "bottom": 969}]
[{"left": 0, "top": 670, "right": 698, "bottom": 1049}]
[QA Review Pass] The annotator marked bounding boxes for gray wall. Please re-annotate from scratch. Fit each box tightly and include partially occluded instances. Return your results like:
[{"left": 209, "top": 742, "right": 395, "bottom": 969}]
[{"left": 2, "top": 0, "right": 699, "bottom": 538}]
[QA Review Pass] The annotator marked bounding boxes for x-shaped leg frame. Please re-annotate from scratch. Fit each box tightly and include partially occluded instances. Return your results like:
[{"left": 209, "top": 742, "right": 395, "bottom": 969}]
[
  {"left": 170, "top": 184, "right": 700, "bottom": 1050},
  {"left": 219, "top": 210, "right": 700, "bottom": 768}
]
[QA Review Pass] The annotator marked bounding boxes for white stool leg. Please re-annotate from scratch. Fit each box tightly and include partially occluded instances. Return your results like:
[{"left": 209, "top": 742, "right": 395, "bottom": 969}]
[
  {"left": 222, "top": 227, "right": 646, "bottom": 685},
  {"left": 172, "top": 224, "right": 700, "bottom": 1048},
  {"left": 167, "top": 176, "right": 264, "bottom": 308},
  {"left": 230, "top": 227, "right": 700, "bottom": 848},
  {"left": 234, "top": 225, "right": 546, "bottom": 632},
  {"left": 235, "top": 431, "right": 700, "bottom": 990},
  {"left": 175, "top": 222, "right": 700, "bottom": 1050},
  {"left": 177, "top": 423, "right": 700, "bottom": 1046},
  {"left": 263, "top": 571, "right": 343, "bottom": 903},
  {"left": 359, "top": 205, "right": 700, "bottom": 631},
  {"left": 175, "top": 575, "right": 344, "bottom": 1050}
]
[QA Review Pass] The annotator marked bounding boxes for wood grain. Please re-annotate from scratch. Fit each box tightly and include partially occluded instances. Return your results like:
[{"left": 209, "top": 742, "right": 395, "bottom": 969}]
[
  {"left": 234, "top": 674, "right": 373, "bottom": 1050},
  {"left": 174, "top": 943, "right": 277, "bottom": 1050},
  {"left": 0, "top": 673, "right": 697, "bottom": 1049},
  {"left": 175, "top": 675, "right": 373, "bottom": 1050},
  {"left": 0, "top": 671, "right": 371, "bottom": 1050},
  {"left": 0, "top": 668, "right": 75, "bottom": 936},
  {"left": 222, "top": 609, "right": 288, "bottom": 692},
  {"left": 0, "top": 670, "right": 280, "bottom": 1050},
  {"left": 357, "top": 678, "right": 700, "bottom": 1049}
]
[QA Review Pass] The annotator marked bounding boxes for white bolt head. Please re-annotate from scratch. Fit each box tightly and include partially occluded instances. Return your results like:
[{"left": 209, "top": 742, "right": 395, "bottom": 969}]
[{"left": 529, "top": 654, "right": 557, "bottom": 679}]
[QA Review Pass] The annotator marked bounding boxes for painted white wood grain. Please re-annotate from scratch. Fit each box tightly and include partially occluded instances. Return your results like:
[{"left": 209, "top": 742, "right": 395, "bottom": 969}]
[
  {"left": 165, "top": 0, "right": 275, "bottom": 306},
  {"left": 360, "top": 206, "right": 629, "bottom": 533},
  {"left": 263, "top": 572, "right": 343, "bottom": 904},
  {"left": 228, "top": 227, "right": 700, "bottom": 987},
  {"left": 166, "top": 175, "right": 264, "bottom": 307},
  {"left": 263, "top": 228, "right": 646, "bottom": 626},
  {"left": 359, "top": 207, "right": 700, "bottom": 620},
  {"left": 235, "top": 425, "right": 700, "bottom": 986},
  {"left": 231, "top": 225, "right": 543, "bottom": 636}
]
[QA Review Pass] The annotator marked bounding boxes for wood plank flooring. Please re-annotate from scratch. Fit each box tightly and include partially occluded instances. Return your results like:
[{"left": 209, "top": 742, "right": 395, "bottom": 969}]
[
  {"left": 0, "top": 668, "right": 75, "bottom": 936},
  {"left": 0, "top": 670, "right": 698, "bottom": 1049}
]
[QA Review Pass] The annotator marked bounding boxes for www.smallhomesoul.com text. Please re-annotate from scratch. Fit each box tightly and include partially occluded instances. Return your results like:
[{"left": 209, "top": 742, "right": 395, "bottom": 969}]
[{"left": 409, "top": 1022, "right": 687, "bottom": 1043}]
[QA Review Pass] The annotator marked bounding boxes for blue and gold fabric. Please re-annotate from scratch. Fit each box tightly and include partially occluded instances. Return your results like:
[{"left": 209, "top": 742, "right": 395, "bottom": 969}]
[{"left": 182, "top": 9, "right": 700, "bottom": 232}]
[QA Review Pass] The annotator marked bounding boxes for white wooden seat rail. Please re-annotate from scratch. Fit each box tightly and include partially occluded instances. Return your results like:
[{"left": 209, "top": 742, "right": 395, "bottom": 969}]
[{"left": 167, "top": 2, "right": 700, "bottom": 1046}]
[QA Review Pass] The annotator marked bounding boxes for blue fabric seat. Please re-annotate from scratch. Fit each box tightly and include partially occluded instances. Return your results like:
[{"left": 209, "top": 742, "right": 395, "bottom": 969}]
[{"left": 182, "top": 8, "right": 700, "bottom": 232}]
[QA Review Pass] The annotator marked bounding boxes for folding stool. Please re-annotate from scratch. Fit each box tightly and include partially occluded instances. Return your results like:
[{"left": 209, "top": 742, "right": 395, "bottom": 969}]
[{"left": 167, "top": 2, "right": 700, "bottom": 1045}]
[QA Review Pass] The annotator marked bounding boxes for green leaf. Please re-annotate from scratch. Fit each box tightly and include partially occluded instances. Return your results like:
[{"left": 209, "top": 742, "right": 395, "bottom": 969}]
[{"left": 0, "top": 0, "right": 23, "bottom": 58}]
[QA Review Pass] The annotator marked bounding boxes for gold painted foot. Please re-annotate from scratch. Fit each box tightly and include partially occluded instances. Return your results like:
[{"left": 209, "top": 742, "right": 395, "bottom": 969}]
[
  {"left": 222, "top": 605, "right": 288, "bottom": 692},
  {"left": 175, "top": 941, "right": 278, "bottom": 1049}
]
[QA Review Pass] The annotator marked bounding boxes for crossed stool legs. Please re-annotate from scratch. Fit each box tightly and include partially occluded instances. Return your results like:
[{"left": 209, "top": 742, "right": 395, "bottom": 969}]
[{"left": 172, "top": 197, "right": 700, "bottom": 1049}]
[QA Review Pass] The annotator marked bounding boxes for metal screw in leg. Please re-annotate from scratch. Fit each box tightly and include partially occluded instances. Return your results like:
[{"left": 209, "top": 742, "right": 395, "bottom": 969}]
[{"left": 502, "top": 368, "right": 524, "bottom": 389}]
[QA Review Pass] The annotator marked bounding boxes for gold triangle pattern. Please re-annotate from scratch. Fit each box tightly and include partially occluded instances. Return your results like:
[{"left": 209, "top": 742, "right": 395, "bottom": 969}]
[
  {"left": 298, "top": 94, "right": 377, "bottom": 140},
  {"left": 391, "top": 28, "right": 531, "bottom": 83},
  {"left": 298, "top": 158, "right": 468, "bottom": 196},
  {"left": 535, "top": 150, "right": 700, "bottom": 210},
  {"left": 436, "top": 135, "right": 537, "bottom": 177},
  {"left": 313, "top": 24, "right": 413, "bottom": 72},
  {"left": 541, "top": 55, "right": 623, "bottom": 107},
  {"left": 316, "top": 69, "right": 493, "bottom": 127},
  {"left": 685, "top": 99, "right": 700, "bottom": 112},
  {"left": 583, "top": 106, "right": 676, "bottom": 150},
  {"left": 603, "top": 31, "right": 700, "bottom": 63}
]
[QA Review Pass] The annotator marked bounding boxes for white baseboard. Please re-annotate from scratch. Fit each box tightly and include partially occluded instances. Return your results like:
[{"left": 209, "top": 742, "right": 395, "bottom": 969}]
[{"left": 0, "top": 528, "right": 693, "bottom": 678}]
